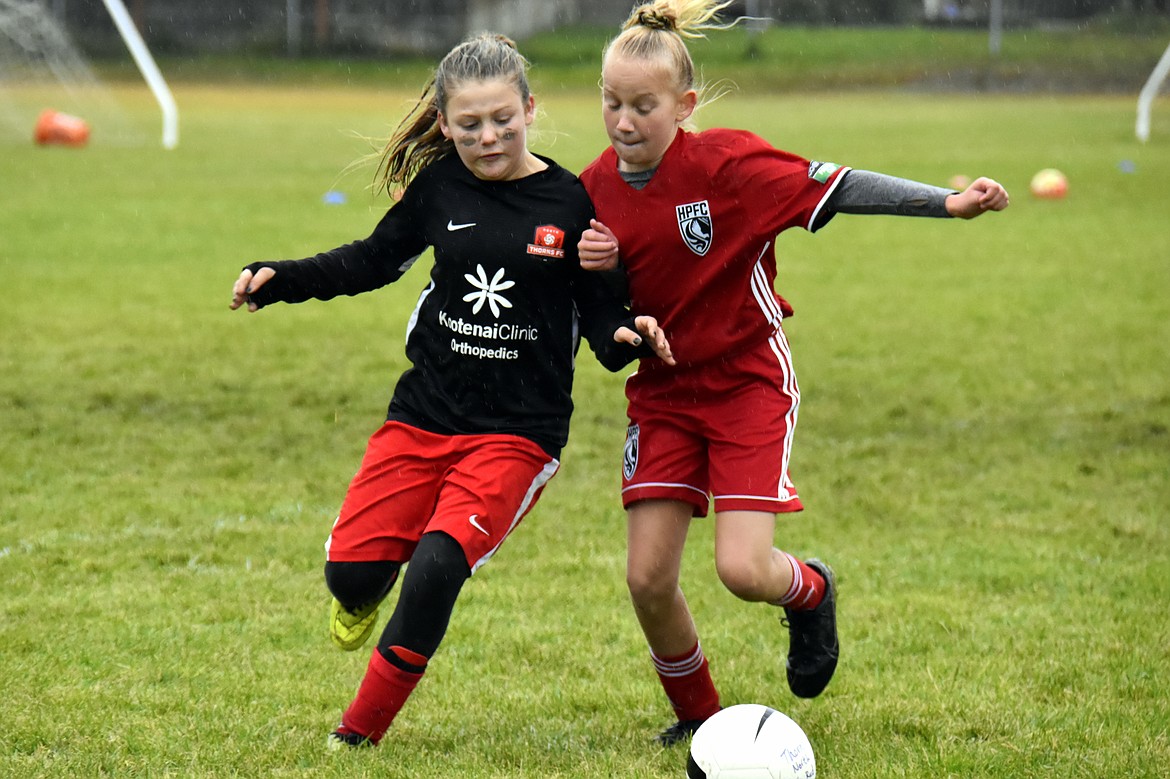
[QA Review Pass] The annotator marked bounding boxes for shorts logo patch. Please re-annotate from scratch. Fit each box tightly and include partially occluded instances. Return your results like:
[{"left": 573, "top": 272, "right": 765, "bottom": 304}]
[
  {"left": 675, "top": 200, "right": 712, "bottom": 256},
  {"left": 468, "top": 513, "right": 490, "bottom": 536},
  {"left": 623, "top": 423, "right": 640, "bottom": 480},
  {"left": 808, "top": 161, "right": 841, "bottom": 184},
  {"left": 527, "top": 224, "right": 566, "bottom": 259}
]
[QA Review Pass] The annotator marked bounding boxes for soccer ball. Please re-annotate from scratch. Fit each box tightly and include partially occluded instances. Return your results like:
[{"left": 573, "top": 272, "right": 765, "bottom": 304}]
[
  {"left": 948, "top": 174, "right": 972, "bottom": 191},
  {"left": 686, "top": 704, "right": 816, "bottom": 779},
  {"left": 1029, "top": 168, "right": 1068, "bottom": 199}
]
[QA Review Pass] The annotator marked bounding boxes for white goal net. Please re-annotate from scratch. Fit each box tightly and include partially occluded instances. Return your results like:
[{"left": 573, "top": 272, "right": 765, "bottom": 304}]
[{"left": 0, "top": 0, "right": 157, "bottom": 146}]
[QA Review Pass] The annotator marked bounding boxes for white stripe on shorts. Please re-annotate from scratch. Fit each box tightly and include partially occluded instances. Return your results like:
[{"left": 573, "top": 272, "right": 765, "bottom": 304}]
[
  {"left": 622, "top": 481, "right": 708, "bottom": 500},
  {"left": 766, "top": 329, "right": 801, "bottom": 502}
]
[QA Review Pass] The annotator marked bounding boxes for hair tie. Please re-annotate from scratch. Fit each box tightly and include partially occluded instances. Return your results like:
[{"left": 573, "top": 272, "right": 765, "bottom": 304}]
[{"left": 636, "top": 9, "right": 675, "bottom": 31}]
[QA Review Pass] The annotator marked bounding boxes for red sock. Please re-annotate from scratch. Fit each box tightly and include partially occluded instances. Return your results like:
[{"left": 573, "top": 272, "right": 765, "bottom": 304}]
[
  {"left": 336, "top": 647, "right": 427, "bottom": 744},
  {"left": 651, "top": 643, "right": 721, "bottom": 721},
  {"left": 773, "top": 553, "right": 825, "bottom": 610}
]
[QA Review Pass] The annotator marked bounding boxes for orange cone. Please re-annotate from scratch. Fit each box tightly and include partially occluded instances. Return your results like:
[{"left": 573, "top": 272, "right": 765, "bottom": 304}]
[{"left": 34, "top": 109, "right": 90, "bottom": 147}]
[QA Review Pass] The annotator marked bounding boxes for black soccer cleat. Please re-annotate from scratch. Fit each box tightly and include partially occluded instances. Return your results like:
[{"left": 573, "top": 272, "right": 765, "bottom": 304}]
[
  {"left": 782, "top": 558, "right": 839, "bottom": 699},
  {"left": 655, "top": 717, "right": 707, "bottom": 747},
  {"left": 326, "top": 729, "right": 375, "bottom": 750}
]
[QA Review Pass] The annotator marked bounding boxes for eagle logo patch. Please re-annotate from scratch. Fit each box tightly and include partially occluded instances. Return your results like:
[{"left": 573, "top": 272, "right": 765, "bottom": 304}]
[
  {"left": 675, "top": 200, "right": 712, "bottom": 256},
  {"left": 623, "top": 424, "right": 640, "bottom": 480}
]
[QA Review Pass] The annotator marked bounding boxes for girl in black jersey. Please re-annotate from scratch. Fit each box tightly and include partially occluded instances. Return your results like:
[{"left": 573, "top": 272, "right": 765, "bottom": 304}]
[{"left": 229, "top": 33, "right": 673, "bottom": 749}]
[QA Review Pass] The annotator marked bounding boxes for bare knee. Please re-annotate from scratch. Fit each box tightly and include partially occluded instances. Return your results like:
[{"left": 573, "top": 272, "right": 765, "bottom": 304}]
[
  {"left": 715, "top": 555, "right": 774, "bottom": 602},
  {"left": 627, "top": 565, "right": 678, "bottom": 611}
]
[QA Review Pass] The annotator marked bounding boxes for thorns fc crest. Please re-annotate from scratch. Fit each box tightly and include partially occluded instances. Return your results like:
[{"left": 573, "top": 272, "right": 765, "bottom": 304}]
[
  {"left": 527, "top": 224, "right": 566, "bottom": 259},
  {"left": 676, "top": 200, "right": 712, "bottom": 256}
]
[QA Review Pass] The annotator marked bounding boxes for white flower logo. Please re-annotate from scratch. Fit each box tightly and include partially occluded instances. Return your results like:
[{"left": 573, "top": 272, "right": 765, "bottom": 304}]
[{"left": 462, "top": 264, "right": 514, "bottom": 318}]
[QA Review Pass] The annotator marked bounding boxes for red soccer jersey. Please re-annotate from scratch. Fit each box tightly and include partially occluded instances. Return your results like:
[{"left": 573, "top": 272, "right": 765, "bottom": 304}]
[{"left": 580, "top": 128, "right": 848, "bottom": 369}]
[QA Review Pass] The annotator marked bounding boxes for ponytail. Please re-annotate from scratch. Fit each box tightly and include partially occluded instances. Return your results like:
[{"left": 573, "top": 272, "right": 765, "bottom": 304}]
[{"left": 374, "top": 78, "right": 450, "bottom": 196}]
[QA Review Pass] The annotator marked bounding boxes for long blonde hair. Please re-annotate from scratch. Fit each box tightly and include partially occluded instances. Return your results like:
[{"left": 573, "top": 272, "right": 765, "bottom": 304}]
[
  {"left": 374, "top": 33, "right": 531, "bottom": 196},
  {"left": 605, "top": 0, "right": 737, "bottom": 97}
]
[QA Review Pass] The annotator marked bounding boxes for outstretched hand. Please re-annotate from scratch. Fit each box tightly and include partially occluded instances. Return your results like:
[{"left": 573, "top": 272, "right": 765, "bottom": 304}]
[
  {"left": 578, "top": 219, "right": 620, "bottom": 271},
  {"left": 946, "top": 177, "right": 1010, "bottom": 219},
  {"left": 229, "top": 266, "right": 276, "bottom": 312},
  {"left": 615, "top": 315, "right": 675, "bottom": 366}
]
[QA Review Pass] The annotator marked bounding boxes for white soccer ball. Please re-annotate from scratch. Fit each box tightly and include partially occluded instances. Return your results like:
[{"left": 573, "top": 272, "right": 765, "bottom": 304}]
[
  {"left": 1029, "top": 168, "right": 1068, "bottom": 199},
  {"left": 686, "top": 704, "right": 816, "bottom": 779}
]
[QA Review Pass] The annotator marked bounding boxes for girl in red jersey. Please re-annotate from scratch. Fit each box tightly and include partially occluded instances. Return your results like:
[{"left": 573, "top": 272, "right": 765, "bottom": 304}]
[
  {"left": 577, "top": 0, "right": 1009, "bottom": 745},
  {"left": 230, "top": 34, "right": 673, "bottom": 749}
]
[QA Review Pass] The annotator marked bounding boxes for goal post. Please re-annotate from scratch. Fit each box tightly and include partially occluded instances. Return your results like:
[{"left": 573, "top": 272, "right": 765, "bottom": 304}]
[
  {"left": 1136, "top": 40, "right": 1170, "bottom": 143},
  {"left": 100, "top": 0, "right": 177, "bottom": 149}
]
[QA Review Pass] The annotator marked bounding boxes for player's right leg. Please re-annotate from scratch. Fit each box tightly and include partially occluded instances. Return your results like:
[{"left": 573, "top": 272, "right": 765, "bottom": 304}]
[
  {"left": 329, "top": 432, "right": 557, "bottom": 749},
  {"left": 627, "top": 498, "right": 696, "bottom": 655},
  {"left": 324, "top": 421, "right": 449, "bottom": 650},
  {"left": 627, "top": 499, "right": 722, "bottom": 745},
  {"left": 324, "top": 560, "right": 401, "bottom": 651}
]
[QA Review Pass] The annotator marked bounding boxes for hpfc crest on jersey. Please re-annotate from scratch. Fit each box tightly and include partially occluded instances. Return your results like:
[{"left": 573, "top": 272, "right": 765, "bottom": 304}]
[
  {"left": 623, "top": 423, "right": 640, "bottom": 480},
  {"left": 675, "top": 200, "right": 712, "bottom": 256}
]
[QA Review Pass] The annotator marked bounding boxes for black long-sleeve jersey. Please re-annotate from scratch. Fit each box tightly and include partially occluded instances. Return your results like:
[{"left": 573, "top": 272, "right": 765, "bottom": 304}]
[{"left": 244, "top": 153, "right": 644, "bottom": 458}]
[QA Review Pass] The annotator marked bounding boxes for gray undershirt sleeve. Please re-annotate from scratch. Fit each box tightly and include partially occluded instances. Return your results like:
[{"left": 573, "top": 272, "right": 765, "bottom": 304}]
[{"left": 828, "top": 169, "right": 954, "bottom": 218}]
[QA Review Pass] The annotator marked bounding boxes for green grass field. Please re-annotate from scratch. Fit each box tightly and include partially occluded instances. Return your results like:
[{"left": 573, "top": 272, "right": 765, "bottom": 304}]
[{"left": 2, "top": 55, "right": 1169, "bottom": 778}]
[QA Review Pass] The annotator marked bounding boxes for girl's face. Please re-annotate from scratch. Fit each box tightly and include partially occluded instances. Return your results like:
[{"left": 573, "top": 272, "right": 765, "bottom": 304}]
[
  {"left": 439, "top": 77, "right": 537, "bottom": 182},
  {"left": 601, "top": 53, "right": 696, "bottom": 173}
]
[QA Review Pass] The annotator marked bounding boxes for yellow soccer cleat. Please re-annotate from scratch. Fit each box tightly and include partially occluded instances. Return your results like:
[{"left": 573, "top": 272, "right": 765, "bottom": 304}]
[{"left": 330, "top": 597, "right": 380, "bottom": 651}]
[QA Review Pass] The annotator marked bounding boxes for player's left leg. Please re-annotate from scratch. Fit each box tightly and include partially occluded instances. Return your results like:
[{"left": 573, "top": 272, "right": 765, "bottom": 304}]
[
  {"left": 705, "top": 329, "right": 838, "bottom": 699},
  {"left": 782, "top": 558, "right": 837, "bottom": 699},
  {"left": 713, "top": 510, "right": 793, "bottom": 602},
  {"left": 713, "top": 510, "right": 837, "bottom": 699},
  {"left": 329, "top": 531, "right": 470, "bottom": 748}
]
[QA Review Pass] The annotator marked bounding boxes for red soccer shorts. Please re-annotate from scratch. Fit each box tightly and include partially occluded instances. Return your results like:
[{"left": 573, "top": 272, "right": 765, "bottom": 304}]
[
  {"left": 621, "top": 329, "right": 804, "bottom": 518},
  {"left": 325, "top": 421, "right": 560, "bottom": 573}
]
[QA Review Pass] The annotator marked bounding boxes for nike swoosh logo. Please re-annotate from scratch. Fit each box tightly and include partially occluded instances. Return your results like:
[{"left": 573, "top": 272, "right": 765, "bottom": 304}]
[
  {"left": 447, "top": 220, "right": 476, "bottom": 232},
  {"left": 468, "top": 514, "right": 489, "bottom": 535}
]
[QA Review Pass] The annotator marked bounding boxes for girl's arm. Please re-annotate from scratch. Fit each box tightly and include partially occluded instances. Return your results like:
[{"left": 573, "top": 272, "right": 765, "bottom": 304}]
[
  {"left": 827, "top": 170, "right": 1008, "bottom": 221},
  {"left": 571, "top": 267, "right": 673, "bottom": 371},
  {"left": 943, "top": 176, "right": 1010, "bottom": 218},
  {"left": 231, "top": 201, "right": 428, "bottom": 311},
  {"left": 613, "top": 316, "right": 674, "bottom": 367},
  {"left": 578, "top": 218, "right": 621, "bottom": 271}
]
